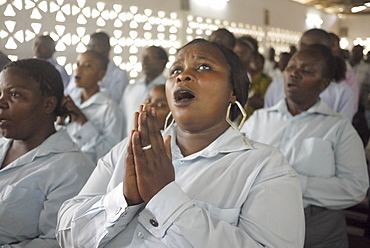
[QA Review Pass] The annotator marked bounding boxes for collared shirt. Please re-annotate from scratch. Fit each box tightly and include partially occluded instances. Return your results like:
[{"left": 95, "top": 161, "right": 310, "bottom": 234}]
[
  {"left": 264, "top": 76, "right": 356, "bottom": 121},
  {"left": 351, "top": 60, "right": 370, "bottom": 105},
  {"left": 65, "top": 61, "right": 129, "bottom": 104},
  {"left": 242, "top": 99, "right": 369, "bottom": 209},
  {"left": 0, "top": 130, "right": 95, "bottom": 247},
  {"left": 119, "top": 74, "right": 167, "bottom": 137},
  {"left": 60, "top": 91, "right": 124, "bottom": 164},
  {"left": 46, "top": 57, "right": 70, "bottom": 88},
  {"left": 56, "top": 126, "right": 305, "bottom": 248}
]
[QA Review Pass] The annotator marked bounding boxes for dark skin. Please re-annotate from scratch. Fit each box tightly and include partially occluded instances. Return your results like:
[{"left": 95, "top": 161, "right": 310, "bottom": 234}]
[{"left": 0, "top": 68, "right": 57, "bottom": 169}]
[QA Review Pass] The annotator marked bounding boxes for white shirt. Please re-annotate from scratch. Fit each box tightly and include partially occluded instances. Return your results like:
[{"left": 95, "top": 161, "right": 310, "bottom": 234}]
[
  {"left": 0, "top": 130, "right": 95, "bottom": 248},
  {"left": 61, "top": 91, "right": 125, "bottom": 164},
  {"left": 46, "top": 57, "right": 70, "bottom": 88},
  {"left": 264, "top": 76, "right": 356, "bottom": 121},
  {"left": 242, "top": 99, "right": 369, "bottom": 209},
  {"left": 119, "top": 74, "right": 167, "bottom": 137},
  {"left": 65, "top": 61, "right": 129, "bottom": 104},
  {"left": 56, "top": 125, "right": 305, "bottom": 248}
]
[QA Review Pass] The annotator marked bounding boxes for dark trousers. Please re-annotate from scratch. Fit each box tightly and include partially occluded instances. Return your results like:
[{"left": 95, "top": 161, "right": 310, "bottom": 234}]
[{"left": 304, "top": 206, "right": 348, "bottom": 248}]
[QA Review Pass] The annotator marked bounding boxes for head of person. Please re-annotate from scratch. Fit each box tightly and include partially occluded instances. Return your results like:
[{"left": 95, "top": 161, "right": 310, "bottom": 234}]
[
  {"left": 299, "top": 28, "right": 331, "bottom": 50},
  {"left": 142, "top": 46, "right": 168, "bottom": 80},
  {"left": 351, "top": 45, "right": 364, "bottom": 64},
  {"left": 328, "top": 32, "right": 341, "bottom": 57},
  {"left": 145, "top": 84, "right": 169, "bottom": 130},
  {"left": 268, "top": 47, "right": 275, "bottom": 61},
  {"left": 284, "top": 44, "right": 335, "bottom": 110},
  {"left": 32, "top": 35, "right": 56, "bottom": 60},
  {"left": 289, "top": 45, "right": 297, "bottom": 55},
  {"left": 278, "top": 52, "right": 292, "bottom": 72},
  {"left": 234, "top": 35, "right": 259, "bottom": 72},
  {"left": 87, "top": 32, "right": 111, "bottom": 58},
  {"left": 166, "top": 38, "right": 250, "bottom": 132},
  {"left": 74, "top": 50, "right": 108, "bottom": 89},
  {"left": 208, "top": 28, "right": 236, "bottom": 50},
  {"left": 0, "top": 58, "right": 68, "bottom": 139},
  {"left": 250, "top": 53, "right": 265, "bottom": 74}
]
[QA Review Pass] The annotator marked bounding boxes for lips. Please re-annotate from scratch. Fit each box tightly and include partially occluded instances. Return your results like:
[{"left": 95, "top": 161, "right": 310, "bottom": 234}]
[{"left": 173, "top": 88, "right": 195, "bottom": 106}]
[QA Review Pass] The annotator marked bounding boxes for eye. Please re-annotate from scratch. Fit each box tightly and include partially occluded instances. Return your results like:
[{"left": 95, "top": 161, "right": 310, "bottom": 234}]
[
  {"left": 10, "top": 91, "right": 21, "bottom": 98},
  {"left": 144, "top": 98, "right": 151, "bottom": 104},
  {"left": 285, "top": 65, "right": 296, "bottom": 71},
  {"left": 170, "top": 67, "right": 182, "bottom": 76},
  {"left": 84, "top": 63, "right": 92, "bottom": 68},
  {"left": 198, "top": 64, "right": 211, "bottom": 71}
]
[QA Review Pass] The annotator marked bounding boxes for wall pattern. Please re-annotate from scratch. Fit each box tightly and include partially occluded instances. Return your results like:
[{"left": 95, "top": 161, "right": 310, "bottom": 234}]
[{"left": 0, "top": 0, "right": 301, "bottom": 81}]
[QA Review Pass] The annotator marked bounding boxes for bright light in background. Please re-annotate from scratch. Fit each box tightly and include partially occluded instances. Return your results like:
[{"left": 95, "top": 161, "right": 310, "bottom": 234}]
[
  {"left": 351, "top": 6, "right": 367, "bottom": 13},
  {"left": 305, "top": 14, "right": 323, "bottom": 28},
  {"left": 194, "top": 0, "right": 229, "bottom": 9},
  {"left": 339, "top": 38, "right": 349, "bottom": 49}
]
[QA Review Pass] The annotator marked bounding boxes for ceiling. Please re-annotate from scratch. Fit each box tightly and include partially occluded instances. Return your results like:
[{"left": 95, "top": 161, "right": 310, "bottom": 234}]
[{"left": 291, "top": 0, "right": 370, "bottom": 14}]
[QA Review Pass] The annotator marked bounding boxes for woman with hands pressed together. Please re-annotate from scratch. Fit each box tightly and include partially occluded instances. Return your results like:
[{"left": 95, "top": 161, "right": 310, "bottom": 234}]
[
  {"left": 57, "top": 39, "right": 305, "bottom": 247},
  {"left": 56, "top": 50, "right": 124, "bottom": 163}
]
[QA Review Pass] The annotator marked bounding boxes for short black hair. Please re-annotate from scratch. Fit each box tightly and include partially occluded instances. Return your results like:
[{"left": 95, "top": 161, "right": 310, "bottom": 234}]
[
  {"left": 3, "top": 58, "right": 69, "bottom": 117},
  {"left": 148, "top": 46, "right": 168, "bottom": 62},
  {"left": 181, "top": 39, "right": 250, "bottom": 121},
  {"left": 83, "top": 50, "right": 109, "bottom": 71}
]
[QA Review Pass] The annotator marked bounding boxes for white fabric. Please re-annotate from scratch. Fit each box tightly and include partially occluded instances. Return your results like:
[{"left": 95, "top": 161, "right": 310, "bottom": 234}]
[
  {"left": 264, "top": 76, "right": 356, "bottom": 121},
  {"left": 0, "top": 130, "right": 95, "bottom": 248},
  {"left": 119, "top": 74, "right": 167, "bottom": 137},
  {"left": 60, "top": 91, "right": 124, "bottom": 164},
  {"left": 65, "top": 60, "right": 129, "bottom": 104},
  {"left": 56, "top": 126, "right": 305, "bottom": 248},
  {"left": 46, "top": 57, "right": 70, "bottom": 88},
  {"left": 242, "top": 99, "right": 369, "bottom": 209}
]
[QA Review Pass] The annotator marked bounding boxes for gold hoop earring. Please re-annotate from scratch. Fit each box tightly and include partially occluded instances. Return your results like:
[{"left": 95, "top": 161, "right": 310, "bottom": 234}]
[
  {"left": 164, "top": 111, "right": 175, "bottom": 131},
  {"left": 226, "top": 101, "right": 247, "bottom": 131}
]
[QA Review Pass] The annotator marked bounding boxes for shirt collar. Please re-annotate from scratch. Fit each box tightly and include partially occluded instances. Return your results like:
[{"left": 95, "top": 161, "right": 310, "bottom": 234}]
[
  {"left": 71, "top": 91, "right": 110, "bottom": 107},
  {"left": 162, "top": 124, "right": 253, "bottom": 160},
  {"left": 267, "top": 98, "right": 336, "bottom": 117}
]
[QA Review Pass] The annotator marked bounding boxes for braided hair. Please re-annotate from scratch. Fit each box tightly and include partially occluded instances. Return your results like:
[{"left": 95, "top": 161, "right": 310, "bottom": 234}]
[{"left": 3, "top": 58, "right": 70, "bottom": 118}]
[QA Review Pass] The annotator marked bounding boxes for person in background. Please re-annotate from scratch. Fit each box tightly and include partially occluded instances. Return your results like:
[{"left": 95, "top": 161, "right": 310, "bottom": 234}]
[
  {"left": 56, "top": 50, "right": 124, "bottom": 164},
  {"left": 32, "top": 35, "right": 70, "bottom": 88},
  {"left": 208, "top": 28, "right": 236, "bottom": 50},
  {"left": 120, "top": 46, "right": 168, "bottom": 137},
  {"left": 0, "top": 58, "right": 95, "bottom": 247},
  {"left": 144, "top": 84, "right": 170, "bottom": 130},
  {"left": 264, "top": 28, "right": 355, "bottom": 121},
  {"left": 242, "top": 44, "right": 369, "bottom": 247},
  {"left": 350, "top": 45, "right": 370, "bottom": 107},
  {"left": 269, "top": 52, "right": 292, "bottom": 80},
  {"left": 234, "top": 35, "right": 259, "bottom": 79},
  {"left": 245, "top": 53, "right": 272, "bottom": 117},
  {"left": 0, "top": 51, "right": 11, "bottom": 72},
  {"left": 65, "top": 31, "right": 129, "bottom": 104},
  {"left": 56, "top": 39, "right": 304, "bottom": 248},
  {"left": 263, "top": 47, "right": 277, "bottom": 76}
]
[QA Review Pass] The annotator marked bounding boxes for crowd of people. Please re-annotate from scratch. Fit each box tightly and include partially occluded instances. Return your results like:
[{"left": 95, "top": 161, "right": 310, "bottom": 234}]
[{"left": 0, "top": 26, "right": 369, "bottom": 248}]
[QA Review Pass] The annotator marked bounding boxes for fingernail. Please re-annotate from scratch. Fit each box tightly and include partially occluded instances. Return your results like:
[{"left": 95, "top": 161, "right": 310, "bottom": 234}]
[
  {"left": 142, "top": 113, "right": 147, "bottom": 120},
  {"left": 151, "top": 107, "right": 156, "bottom": 116}
]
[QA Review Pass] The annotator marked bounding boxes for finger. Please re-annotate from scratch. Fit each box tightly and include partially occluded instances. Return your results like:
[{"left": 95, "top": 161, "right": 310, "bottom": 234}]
[
  {"left": 164, "top": 135, "right": 172, "bottom": 161},
  {"left": 138, "top": 111, "right": 151, "bottom": 149},
  {"left": 132, "top": 131, "right": 147, "bottom": 171},
  {"left": 146, "top": 106, "right": 164, "bottom": 154},
  {"left": 133, "top": 112, "right": 139, "bottom": 131}
]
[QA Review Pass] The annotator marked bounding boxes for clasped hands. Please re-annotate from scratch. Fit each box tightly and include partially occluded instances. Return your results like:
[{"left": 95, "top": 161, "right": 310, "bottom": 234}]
[{"left": 124, "top": 104, "right": 175, "bottom": 206}]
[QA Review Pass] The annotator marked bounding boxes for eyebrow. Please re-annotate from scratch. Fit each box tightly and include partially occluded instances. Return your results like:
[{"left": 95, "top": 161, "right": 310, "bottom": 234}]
[{"left": 172, "top": 54, "right": 217, "bottom": 66}]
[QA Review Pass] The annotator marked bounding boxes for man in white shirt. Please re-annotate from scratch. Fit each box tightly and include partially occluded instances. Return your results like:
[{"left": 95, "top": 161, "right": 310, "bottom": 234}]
[
  {"left": 32, "top": 35, "right": 70, "bottom": 88},
  {"left": 65, "top": 32, "right": 129, "bottom": 104},
  {"left": 120, "top": 46, "right": 168, "bottom": 137}
]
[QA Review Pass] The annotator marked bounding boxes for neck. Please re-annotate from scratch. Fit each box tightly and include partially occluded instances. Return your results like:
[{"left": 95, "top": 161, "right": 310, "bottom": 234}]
[
  {"left": 286, "top": 98, "right": 317, "bottom": 116},
  {"left": 81, "top": 85, "right": 99, "bottom": 103},
  {"left": 175, "top": 122, "right": 229, "bottom": 157},
  {"left": 146, "top": 73, "right": 160, "bottom": 85}
]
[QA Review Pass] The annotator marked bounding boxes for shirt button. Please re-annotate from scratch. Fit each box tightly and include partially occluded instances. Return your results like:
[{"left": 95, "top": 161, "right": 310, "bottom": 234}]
[
  {"left": 115, "top": 207, "right": 122, "bottom": 215},
  {"left": 179, "top": 160, "right": 184, "bottom": 164},
  {"left": 137, "top": 232, "right": 144, "bottom": 238},
  {"left": 149, "top": 218, "right": 159, "bottom": 227},
  {"left": 76, "top": 135, "right": 82, "bottom": 140}
]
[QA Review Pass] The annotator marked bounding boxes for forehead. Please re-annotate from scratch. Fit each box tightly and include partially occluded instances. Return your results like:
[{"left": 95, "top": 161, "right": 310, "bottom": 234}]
[
  {"left": 0, "top": 67, "right": 40, "bottom": 89},
  {"left": 149, "top": 86, "right": 166, "bottom": 97},
  {"left": 290, "top": 50, "right": 323, "bottom": 66},
  {"left": 177, "top": 42, "right": 227, "bottom": 65},
  {"left": 78, "top": 52, "right": 100, "bottom": 61}
]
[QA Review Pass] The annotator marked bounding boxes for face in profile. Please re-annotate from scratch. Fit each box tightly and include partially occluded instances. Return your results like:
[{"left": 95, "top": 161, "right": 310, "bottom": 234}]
[
  {"left": 74, "top": 52, "right": 106, "bottom": 89},
  {"left": 284, "top": 50, "right": 328, "bottom": 105},
  {"left": 145, "top": 85, "right": 169, "bottom": 130},
  {"left": 166, "top": 41, "right": 235, "bottom": 131},
  {"left": 33, "top": 37, "right": 54, "bottom": 59},
  {"left": 0, "top": 67, "right": 49, "bottom": 139}
]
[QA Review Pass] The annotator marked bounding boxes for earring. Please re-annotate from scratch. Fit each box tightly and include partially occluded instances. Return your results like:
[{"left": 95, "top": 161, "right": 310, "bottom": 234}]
[
  {"left": 226, "top": 101, "right": 247, "bottom": 131},
  {"left": 164, "top": 111, "right": 175, "bottom": 131}
]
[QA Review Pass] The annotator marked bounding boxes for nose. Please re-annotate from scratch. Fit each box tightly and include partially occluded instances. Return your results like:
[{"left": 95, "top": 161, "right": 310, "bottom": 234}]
[
  {"left": 0, "top": 94, "right": 9, "bottom": 109},
  {"left": 176, "top": 69, "right": 193, "bottom": 83}
]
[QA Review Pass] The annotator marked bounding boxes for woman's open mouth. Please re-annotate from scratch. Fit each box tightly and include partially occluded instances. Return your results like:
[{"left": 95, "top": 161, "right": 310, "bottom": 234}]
[{"left": 173, "top": 88, "right": 195, "bottom": 106}]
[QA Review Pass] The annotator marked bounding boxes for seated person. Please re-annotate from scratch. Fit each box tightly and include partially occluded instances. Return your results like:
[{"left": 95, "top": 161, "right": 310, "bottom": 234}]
[
  {"left": 56, "top": 39, "right": 305, "bottom": 247},
  {"left": 0, "top": 58, "right": 95, "bottom": 247},
  {"left": 56, "top": 50, "right": 124, "bottom": 164},
  {"left": 242, "top": 44, "right": 369, "bottom": 247},
  {"left": 32, "top": 35, "right": 70, "bottom": 88},
  {"left": 65, "top": 32, "right": 129, "bottom": 104},
  {"left": 144, "top": 84, "right": 170, "bottom": 130}
]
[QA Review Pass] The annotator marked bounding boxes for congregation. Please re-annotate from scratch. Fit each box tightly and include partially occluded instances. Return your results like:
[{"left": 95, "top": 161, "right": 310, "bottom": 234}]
[{"left": 0, "top": 22, "right": 369, "bottom": 248}]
